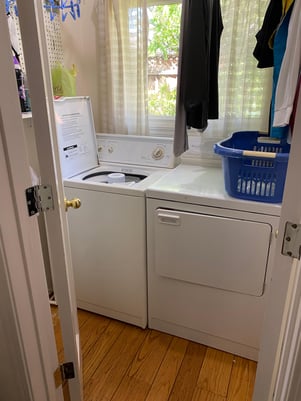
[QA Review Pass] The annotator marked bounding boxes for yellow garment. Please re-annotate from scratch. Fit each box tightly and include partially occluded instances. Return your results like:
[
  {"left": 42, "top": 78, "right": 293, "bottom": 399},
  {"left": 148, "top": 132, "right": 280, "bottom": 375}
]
[
  {"left": 51, "top": 63, "right": 77, "bottom": 97},
  {"left": 283, "top": 0, "right": 294, "bottom": 14}
]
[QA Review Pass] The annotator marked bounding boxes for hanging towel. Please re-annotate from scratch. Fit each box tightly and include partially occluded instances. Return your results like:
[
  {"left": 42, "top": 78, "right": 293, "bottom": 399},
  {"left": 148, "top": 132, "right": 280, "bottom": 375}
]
[
  {"left": 174, "top": 0, "right": 223, "bottom": 157},
  {"left": 273, "top": 0, "right": 301, "bottom": 129}
]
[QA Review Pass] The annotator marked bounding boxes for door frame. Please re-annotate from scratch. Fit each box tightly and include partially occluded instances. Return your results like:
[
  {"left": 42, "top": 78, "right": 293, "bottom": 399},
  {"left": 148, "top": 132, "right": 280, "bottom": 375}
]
[{"left": 253, "top": 93, "right": 301, "bottom": 401}]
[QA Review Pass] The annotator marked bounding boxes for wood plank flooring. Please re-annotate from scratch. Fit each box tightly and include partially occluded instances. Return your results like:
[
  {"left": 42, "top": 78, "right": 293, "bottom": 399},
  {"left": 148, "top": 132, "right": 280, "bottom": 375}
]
[{"left": 51, "top": 306, "right": 257, "bottom": 401}]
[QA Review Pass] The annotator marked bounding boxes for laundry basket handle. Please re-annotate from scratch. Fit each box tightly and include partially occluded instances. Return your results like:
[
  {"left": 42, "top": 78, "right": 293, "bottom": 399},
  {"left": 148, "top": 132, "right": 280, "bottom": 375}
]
[{"left": 243, "top": 150, "right": 276, "bottom": 158}]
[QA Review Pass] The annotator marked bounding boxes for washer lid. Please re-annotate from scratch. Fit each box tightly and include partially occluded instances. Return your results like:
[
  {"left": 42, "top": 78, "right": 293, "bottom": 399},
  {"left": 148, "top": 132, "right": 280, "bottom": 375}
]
[{"left": 54, "top": 97, "right": 98, "bottom": 178}]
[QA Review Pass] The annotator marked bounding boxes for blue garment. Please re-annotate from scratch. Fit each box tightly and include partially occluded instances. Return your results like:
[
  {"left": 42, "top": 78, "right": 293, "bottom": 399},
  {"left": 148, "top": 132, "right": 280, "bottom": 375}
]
[{"left": 270, "top": 6, "right": 293, "bottom": 139}]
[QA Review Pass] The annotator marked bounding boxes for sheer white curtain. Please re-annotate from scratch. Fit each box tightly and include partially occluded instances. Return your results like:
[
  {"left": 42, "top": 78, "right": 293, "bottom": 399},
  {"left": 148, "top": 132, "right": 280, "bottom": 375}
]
[
  {"left": 97, "top": 0, "right": 149, "bottom": 135},
  {"left": 195, "top": 0, "right": 273, "bottom": 158},
  {"left": 218, "top": 0, "right": 272, "bottom": 132}
]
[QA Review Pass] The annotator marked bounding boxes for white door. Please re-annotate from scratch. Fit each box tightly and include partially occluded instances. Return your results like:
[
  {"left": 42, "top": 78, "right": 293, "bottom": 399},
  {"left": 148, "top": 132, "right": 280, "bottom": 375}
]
[
  {"left": 253, "top": 94, "right": 301, "bottom": 400},
  {"left": 0, "top": 106, "right": 66, "bottom": 401},
  {"left": 1, "top": 4, "right": 63, "bottom": 401},
  {"left": 1, "top": 2, "right": 83, "bottom": 401}
]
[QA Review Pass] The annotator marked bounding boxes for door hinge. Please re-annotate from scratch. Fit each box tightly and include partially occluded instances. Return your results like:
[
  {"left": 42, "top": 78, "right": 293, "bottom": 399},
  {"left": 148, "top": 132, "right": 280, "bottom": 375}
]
[
  {"left": 54, "top": 362, "right": 75, "bottom": 388},
  {"left": 25, "top": 185, "right": 54, "bottom": 216},
  {"left": 282, "top": 222, "right": 301, "bottom": 259}
]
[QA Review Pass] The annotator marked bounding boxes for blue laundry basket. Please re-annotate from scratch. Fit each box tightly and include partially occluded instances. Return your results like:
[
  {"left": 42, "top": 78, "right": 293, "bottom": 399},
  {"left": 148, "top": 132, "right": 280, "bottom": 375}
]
[{"left": 214, "top": 131, "right": 290, "bottom": 203}]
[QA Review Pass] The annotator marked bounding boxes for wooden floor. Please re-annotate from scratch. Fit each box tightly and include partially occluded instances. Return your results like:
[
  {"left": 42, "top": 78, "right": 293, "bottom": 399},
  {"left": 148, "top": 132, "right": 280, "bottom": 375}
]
[{"left": 52, "top": 306, "right": 257, "bottom": 401}]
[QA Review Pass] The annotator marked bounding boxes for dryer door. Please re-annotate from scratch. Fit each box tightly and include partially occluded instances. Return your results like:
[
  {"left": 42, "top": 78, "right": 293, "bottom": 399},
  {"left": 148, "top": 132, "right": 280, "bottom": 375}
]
[{"left": 154, "top": 208, "right": 272, "bottom": 296}]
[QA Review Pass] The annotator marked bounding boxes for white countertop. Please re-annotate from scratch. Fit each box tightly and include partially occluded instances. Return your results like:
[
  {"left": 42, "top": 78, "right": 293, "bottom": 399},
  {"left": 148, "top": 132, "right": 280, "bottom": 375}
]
[{"left": 146, "top": 164, "right": 282, "bottom": 216}]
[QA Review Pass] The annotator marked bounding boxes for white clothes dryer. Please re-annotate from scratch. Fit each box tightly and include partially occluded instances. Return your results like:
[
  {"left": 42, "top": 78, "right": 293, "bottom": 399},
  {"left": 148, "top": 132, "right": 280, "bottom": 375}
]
[
  {"left": 54, "top": 97, "right": 174, "bottom": 328},
  {"left": 146, "top": 163, "right": 281, "bottom": 360}
]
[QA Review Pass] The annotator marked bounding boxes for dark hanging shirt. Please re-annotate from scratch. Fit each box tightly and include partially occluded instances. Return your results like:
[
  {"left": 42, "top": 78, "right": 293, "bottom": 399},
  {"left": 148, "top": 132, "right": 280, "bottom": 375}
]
[
  {"left": 174, "top": 0, "right": 223, "bottom": 156},
  {"left": 181, "top": 0, "right": 223, "bottom": 130}
]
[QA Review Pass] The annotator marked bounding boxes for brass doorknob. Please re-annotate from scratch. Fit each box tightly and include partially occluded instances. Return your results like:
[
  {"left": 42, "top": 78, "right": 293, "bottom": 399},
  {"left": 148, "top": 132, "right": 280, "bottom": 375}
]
[{"left": 64, "top": 197, "right": 81, "bottom": 211}]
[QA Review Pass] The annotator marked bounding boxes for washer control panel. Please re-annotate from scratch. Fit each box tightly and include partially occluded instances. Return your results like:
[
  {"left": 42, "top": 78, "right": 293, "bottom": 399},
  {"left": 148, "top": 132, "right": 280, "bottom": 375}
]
[{"left": 97, "top": 134, "right": 175, "bottom": 168}]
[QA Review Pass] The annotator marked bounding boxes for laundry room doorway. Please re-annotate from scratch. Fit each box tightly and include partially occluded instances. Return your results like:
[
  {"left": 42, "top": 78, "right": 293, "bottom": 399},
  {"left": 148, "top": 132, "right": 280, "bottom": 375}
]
[{"left": 3, "top": 1, "right": 301, "bottom": 401}]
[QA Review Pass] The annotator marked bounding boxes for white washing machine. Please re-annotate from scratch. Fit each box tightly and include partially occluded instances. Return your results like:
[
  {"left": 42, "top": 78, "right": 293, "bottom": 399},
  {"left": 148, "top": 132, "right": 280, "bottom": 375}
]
[
  {"left": 54, "top": 97, "right": 174, "bottom": 328},
  {"left": 146, "top": 163, "right": 281, "bottom": 360}
]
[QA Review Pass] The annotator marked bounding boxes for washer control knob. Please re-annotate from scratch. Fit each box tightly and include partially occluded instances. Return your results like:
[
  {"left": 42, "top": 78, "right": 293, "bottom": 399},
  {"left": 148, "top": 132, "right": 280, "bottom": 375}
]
[
  {"left": 152, "top": 147, "right": 164, "bottom": 160},
  {"left": 108, "top": 146, "right": 114, "bottom": 153}
]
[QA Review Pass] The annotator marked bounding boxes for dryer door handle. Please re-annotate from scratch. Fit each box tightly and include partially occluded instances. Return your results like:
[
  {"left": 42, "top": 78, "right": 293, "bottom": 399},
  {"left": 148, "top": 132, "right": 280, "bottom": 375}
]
[{"left": 157, "top": 212, "right": 181, "bottom": 226}]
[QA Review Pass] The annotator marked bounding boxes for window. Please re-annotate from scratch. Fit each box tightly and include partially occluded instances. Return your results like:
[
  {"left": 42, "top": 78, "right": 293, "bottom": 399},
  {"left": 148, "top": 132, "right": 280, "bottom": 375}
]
[
  {"left": 147, "top": 3, "right": 181, "bottom": 116},
  {"left": 97, "top": 0, "right": 271, "bottom": 155},
  {"left": 142, "top": 0, "right": 182, "bottom": 136},
  {"left": 145, "top": 1, "right": 181, "bottom": 136}
]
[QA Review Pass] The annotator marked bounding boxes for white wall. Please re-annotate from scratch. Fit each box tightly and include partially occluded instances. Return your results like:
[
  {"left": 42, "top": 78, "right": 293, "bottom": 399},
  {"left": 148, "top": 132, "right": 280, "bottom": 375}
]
[{"left": 61, "top": 0, "right": 101, "bottom": 131}]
